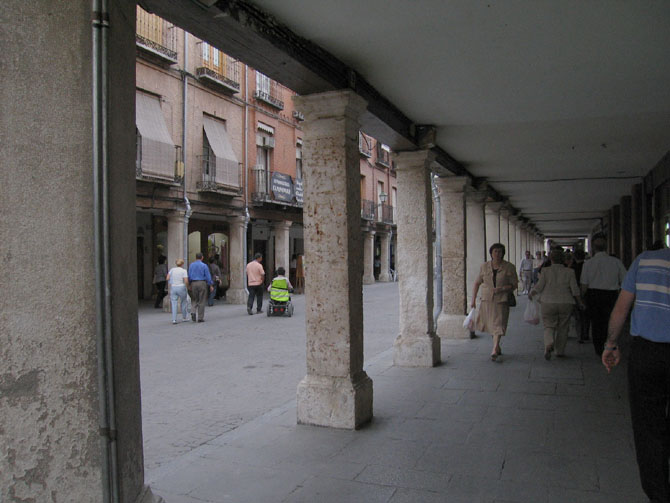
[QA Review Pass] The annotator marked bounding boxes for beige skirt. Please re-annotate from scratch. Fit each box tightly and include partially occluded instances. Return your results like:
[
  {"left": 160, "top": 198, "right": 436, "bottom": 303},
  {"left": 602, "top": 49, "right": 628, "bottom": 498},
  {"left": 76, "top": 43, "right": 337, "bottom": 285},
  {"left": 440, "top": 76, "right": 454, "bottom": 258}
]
[{"left": 476, "top": 300, "right": 510, "bottom": 337}]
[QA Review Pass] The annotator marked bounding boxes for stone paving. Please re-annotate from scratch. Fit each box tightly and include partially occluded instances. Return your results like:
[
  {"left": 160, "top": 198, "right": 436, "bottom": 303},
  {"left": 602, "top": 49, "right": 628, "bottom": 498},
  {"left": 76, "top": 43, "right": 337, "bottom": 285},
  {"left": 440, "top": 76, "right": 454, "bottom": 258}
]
[{"left": 140, "top": 283, "right": 645, "bottom": 502}]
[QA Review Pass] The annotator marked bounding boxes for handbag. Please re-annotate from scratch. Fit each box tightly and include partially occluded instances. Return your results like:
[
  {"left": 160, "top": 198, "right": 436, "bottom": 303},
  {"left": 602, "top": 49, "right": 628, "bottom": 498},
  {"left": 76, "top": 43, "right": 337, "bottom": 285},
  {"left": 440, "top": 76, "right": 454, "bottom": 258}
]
[{"left": 507, "top": 291, "right": 517, "bottom": 307}]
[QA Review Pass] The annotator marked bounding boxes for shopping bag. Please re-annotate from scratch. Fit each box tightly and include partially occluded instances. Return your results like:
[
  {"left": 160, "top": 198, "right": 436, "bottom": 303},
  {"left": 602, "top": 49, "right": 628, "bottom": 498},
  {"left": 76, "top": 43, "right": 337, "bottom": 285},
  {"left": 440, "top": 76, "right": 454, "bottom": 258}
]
[
  {"left": 463, "top": 307, "right": 477, "bottom": 331},
  {"left": 524, "top": 299, "right": 540, "bottom": 325},
  {"left": 186, "top": 293, "right": 192, "bottom": 312}
]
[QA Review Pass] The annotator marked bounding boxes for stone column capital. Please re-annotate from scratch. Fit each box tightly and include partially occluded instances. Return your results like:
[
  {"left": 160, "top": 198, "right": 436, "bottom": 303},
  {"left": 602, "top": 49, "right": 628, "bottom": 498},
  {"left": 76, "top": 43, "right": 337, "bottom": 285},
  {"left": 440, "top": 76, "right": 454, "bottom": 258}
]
[
  {"left": 292, "top": 90, "right": 367, "bottom": 123},
  {"left": 485, "top": 201, "right": 503, "bottom": 214},
  {"left": 393, "top": 149, "right": 436, "bottom": 170},
  {"left": 166, "top": 210, "right": 187, "bottom": 223},
  {"left": 434, "top": 175, "right": 468, "bottom": 194},
  {"left": 361, "top": 226, "right": 376, "bottom": 237},
  {"left": 274, "top": 220, "right": 292, "bottom": 232},
  {"left": 465, "top": 186, "right": 487, "bottom": 205}
]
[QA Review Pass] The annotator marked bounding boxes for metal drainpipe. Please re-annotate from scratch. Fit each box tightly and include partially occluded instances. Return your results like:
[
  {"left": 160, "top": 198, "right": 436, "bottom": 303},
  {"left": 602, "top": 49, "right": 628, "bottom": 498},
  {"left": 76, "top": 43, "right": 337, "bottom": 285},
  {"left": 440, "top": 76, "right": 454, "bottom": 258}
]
[
  {"left": 432, "top": 174, "right": 443, "bottom": 325},
  {"left": 182, "top": 33, "right": 192, "bottom": 260},
  {"left": 243, "top": 64, "right": 250, "bottom": 294},
  {"left": 92, "top": 1, "right": 118, "bottom": 501}
]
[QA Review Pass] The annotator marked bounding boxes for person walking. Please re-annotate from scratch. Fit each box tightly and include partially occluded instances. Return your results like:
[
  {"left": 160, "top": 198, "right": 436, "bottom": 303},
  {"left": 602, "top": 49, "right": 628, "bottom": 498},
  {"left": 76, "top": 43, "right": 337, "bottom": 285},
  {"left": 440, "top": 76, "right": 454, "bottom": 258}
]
[
  {"left": 152, "top": 255, "right": 168, "bottom": 308},
  {"left": 207, "top": 256, "right": 222, "bottom": 307},
  {"left": 166, "top": 258, "right": 189, "bottom": 324},
  {"left": 580, "top": 233, "right": 626, "bottom": 356},
  {"left": 519, "top": 250, "right": 534, "bottom": 294},
  {"left": 529, "top": 248, "right": 585, "bottom": 360},
  {"left": 603, "top": 246, "right": 670, "bottom": 502},
  {"left": 470, "top": 243, "right": 518, "bottom": 361},
  {"left": 246, "top": 253, "right": 265, "bottom": 315},
  {"left": 187, "top": 252, "right": 213, "bottom": 322}
]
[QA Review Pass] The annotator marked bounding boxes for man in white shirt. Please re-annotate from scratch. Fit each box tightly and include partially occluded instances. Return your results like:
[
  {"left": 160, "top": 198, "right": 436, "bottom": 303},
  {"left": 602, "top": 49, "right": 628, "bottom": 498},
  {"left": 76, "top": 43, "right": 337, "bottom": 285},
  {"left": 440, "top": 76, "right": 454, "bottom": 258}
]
[{"left": 580, "top": 233, "right": 627, "bottom": 356}]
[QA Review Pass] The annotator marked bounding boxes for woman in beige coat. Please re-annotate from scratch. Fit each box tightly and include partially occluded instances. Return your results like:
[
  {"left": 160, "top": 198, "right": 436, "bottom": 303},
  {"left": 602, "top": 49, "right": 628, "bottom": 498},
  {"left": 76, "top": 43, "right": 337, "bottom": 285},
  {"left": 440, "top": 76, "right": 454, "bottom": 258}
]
[
  {"left": 529, "top": 248, "right": 585, "bottom": 360},
  {"left": 471, "top": 243, "right": 518, "bottom": 361}
]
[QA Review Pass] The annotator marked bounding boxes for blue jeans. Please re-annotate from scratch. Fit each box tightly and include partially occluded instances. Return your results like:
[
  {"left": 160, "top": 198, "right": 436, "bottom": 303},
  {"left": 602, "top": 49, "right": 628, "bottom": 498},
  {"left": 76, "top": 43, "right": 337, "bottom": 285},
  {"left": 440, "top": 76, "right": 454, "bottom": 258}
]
[
  {"left": 208, "top": 283, "right": 217, "bottom": 306},
  {"left": 170, "top": 285, "right": 188, "bottom": 322}
]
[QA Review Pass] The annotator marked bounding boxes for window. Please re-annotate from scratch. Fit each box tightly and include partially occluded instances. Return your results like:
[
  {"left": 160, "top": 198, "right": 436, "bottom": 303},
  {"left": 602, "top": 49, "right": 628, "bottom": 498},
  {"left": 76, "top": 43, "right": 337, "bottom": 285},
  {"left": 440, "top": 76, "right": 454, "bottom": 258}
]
[
  {"left": 202, "top": 134, "right": 213, "bottom": 177},
  {"left": 296, "top": 146, "right": 303, "bottom": 180},
  {"left": 201, "top": 115, "right": 240, "bottom": 187},
  {"left": 135, "top": 91, "right": 176, "bottom": 180},
  {"left": 256, "top": 72, "right": 271, "bottom": 96}
]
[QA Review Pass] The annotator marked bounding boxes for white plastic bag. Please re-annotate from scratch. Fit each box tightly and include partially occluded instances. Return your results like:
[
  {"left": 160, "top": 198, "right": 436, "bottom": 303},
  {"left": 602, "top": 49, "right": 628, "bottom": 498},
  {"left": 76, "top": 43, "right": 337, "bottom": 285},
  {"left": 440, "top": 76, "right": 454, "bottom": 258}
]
[
  {"left": 524, "top": 299, "right": 540, "bottom": 325},
  {"left": 463, "top": 307, "right": 477, "bottom": 331}
]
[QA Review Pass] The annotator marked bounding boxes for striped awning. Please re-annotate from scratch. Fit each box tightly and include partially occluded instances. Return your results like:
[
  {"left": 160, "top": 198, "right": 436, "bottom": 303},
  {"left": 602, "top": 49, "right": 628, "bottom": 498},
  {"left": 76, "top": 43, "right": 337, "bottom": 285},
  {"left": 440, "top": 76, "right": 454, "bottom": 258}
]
[
  {"left": 203, "top": 115, "right": 240, "bottom": 187},
  {"left": 136, "top": 91, "right": 175, "bottom": 180},
  {"left": 257, "top": 122, "right": 275, "bottom": 135}
]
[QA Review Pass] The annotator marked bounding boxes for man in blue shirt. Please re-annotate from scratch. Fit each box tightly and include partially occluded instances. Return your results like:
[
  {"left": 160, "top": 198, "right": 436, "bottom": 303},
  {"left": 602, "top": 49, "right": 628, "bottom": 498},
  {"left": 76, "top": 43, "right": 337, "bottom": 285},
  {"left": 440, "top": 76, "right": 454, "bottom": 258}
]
[
  {"left": 604, "top": 247, "right": 670, "bottom": 502},
  {"left": 187, "top": 252, "right": 213, "bottom": 322}
]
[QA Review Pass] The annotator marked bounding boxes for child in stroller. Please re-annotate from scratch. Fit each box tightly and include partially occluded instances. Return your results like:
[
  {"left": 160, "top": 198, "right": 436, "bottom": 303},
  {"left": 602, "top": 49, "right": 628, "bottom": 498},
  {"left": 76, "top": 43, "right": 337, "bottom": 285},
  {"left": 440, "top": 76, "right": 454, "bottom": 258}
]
[{"left": 267, "top": 267, "right": 294, "bottom": 317}]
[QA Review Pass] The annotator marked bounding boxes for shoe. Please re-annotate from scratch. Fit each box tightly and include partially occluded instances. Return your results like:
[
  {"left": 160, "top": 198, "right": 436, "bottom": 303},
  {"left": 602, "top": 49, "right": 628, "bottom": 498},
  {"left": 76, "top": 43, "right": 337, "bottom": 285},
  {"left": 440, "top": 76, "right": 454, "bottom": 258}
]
[
  {"left": 496, "top": 347, "right": 502, "bottom": 356},
  {"left": 490, "top": 353, "right": 497, "bottom": 361},
  {"left": 247, "top": 308, "right": 253, "bottom": 315},
  {"left": 172, "top": 320, "right": 177, "bottom": 324},
  {"left": 544, "top": 346, "right": 553, "bottom": 360},
  {"left": 197, "top": 319, "right": 204, "bottom": 323},
  {"left": 191, "top": 313, "right": 196, "bottom": 322},
  {"left": 257, "top": 310, "right": 262, "bottom": 314},
  {"left": 182, "top": 318, "right": 189, "bottom": 322}
]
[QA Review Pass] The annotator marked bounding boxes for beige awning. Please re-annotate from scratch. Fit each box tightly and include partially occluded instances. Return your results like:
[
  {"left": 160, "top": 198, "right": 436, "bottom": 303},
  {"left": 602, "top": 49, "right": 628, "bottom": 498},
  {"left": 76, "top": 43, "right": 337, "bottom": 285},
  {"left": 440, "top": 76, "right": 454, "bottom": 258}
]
[
  {"left": 136, "top": 92, "right": 175, "bottom": 180},
  {"left": 203, "top": 115, "right": 240, "bottom": 187}
]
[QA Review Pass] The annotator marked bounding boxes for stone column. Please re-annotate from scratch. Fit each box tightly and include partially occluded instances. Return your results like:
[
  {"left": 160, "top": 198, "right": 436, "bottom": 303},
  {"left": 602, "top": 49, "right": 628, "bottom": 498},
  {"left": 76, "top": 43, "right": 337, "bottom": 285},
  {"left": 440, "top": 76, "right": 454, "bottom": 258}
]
[
  {"left": 293, "top": 90, "right": 372, "bottom": 429},
  {"left": 507, "top": 216, "right": 517, "bottom": 269},
  {"left": 631, "top": 184, "right": 643, "bottom": 258},
  {"left": 274, "top": 220, "right": 292, "bottom": 271},
  {"left": 167, "top": 210, "right": 187, "bottom": 266},
  {"left": 393, "top": 150, "right": 440, "bottom": 367},
  {"left": 514, "top": 221, "right": 522, "bottom": 269},
  {"left": 485, "top": 201, "right": 502, "bottom": 253},
  {"left": 500, "top": 207, "right": 510, "bottom": 259},
  {"left": 620, "top": 196, "right": 632, "bottom": 267},
  {"left": 362, "top": 226, "right": 376, "bottom": 284},
  {"left": 227, "top": 216, "right": 247, "bottom": 304},
  {"left": 378, "top": 230, "right": 391, "bottom": 282},
  {"left": 1, "top": 1, "right": 159, "bottom": 501},
  {"left": 611, "top": 205, "right": 621, "bottom": 257},
  {"left": 466, "top": 188, "right": 487, "bottom": 305},
  {"left": 435, "top": 176, "right": 470, "bottom": 339}
]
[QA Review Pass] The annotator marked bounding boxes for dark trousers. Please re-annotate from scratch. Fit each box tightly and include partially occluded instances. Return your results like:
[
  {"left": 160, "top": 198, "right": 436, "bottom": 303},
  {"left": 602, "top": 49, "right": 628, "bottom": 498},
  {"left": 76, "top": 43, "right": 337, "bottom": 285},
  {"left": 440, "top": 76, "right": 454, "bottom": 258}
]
[
  {"left": 190, "top": 280, "right": 208, "bottom": 320},
  {"left": 585, "top": 289, "right": 618, "bottom": 356},
  {"left": 247, "top": 284, "right": 264, "bottom": 312},
  {"left": 154, "top": 281, "right": 166, "bottom": 308},
  {"left": 628, "top": 337, "right": 670, "bottom": 502}
]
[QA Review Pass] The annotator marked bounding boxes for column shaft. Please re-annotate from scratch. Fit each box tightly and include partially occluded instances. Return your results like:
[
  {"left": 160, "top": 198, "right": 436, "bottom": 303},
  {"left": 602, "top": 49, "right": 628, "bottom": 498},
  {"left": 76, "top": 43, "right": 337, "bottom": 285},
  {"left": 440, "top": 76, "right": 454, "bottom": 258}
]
[
  {"left": 274, "top": 220, "right": 291, "bottom": 272},
  {"left": 227, "top": 216, "right": 247, "bottom": 304},
  {"left": 167, "top": 211, "right": 187, "bottom": 267},
  {"left": 293, "top": 90, "right": 372, "bottom": 429},
  {"left": 466, "top": 190, "right": 487, "bottom": 307},
  {"left": 485, "top": 202, "right": 502, "bottom": 252},
  {"left": 378, "top": 231, "right": 391, "bottom": 282},
  {"left": 362, "top": 227, "right": 376, "bottom": 284},
  {"left": 393, "top": 150, "right": 440, "bottom": 366},
  {"left": 435, "top": 176, "right": 469, "bottom": 339}
]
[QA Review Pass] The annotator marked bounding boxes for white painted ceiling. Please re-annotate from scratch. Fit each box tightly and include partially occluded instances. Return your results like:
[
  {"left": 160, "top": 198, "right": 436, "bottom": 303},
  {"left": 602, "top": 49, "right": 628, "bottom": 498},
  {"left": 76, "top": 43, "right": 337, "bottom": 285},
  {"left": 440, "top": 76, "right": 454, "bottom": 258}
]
[{"left": 252, "top": 0, "right": 670, "bottom": 241}]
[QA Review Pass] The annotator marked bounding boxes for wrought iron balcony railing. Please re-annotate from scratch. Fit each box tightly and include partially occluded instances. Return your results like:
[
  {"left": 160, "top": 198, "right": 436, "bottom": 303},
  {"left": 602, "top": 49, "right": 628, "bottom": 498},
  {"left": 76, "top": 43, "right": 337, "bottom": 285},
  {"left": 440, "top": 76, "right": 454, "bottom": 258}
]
[
  {"left": 254, "top": 75, "right": 284, "bottom": 110},
  {"left": 196, "top": 156, "right": 242, "bottom": 195},
  {"left": 376, "top": 143, "right": 391, "bottom": 167},
  {"left": 380, "top": 204, "right": 395, "bottom": 224},
  {"left": 359, "top": 133, "right": 372, "bottom": 157},
  {"left": 361, "top": 199, "right": 376, "bottom": 221},
  {"left": 196, "top": 47, "right": 240, "bottom": 94},
  {"left": 135, "top": 141, "right": 182, "bottom": 184},
  {"left": 136, "top": 7, "right": 178, "bottom": 63}
]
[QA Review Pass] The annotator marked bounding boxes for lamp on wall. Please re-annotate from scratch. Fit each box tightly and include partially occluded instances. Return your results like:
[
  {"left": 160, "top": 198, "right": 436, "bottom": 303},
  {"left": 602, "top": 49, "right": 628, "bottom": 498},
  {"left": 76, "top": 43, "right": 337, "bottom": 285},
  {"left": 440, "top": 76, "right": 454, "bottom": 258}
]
[{"left": 379, "top": 191, "right": 388, "bottom": 204}]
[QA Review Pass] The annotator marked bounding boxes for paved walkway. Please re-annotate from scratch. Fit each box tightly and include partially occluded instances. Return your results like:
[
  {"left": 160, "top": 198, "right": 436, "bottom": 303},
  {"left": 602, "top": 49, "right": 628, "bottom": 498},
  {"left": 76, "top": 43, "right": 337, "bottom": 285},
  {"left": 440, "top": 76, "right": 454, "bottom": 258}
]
[{"left": 140, "top": 283, "right": 644, "bottom": 502}]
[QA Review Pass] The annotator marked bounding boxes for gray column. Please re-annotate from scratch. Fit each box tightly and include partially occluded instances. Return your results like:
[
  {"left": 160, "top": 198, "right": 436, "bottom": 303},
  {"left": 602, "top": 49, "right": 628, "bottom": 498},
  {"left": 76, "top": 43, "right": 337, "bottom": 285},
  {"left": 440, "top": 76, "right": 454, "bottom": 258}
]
[
  {"left": 500, "top": 207, "right": 510, "bottom": 260},
  {"left": 631, "top": 184, "right": 643, "bottom": 258},
  {"left": 514, "top": 220, "right": 522, "bottom": 269},
  {"left": 362, "top": 226, "right": 376, "bottom": 285},
  {"left": 508, "top": 215, "right": 518, "bottom": 270},
  {"left": 620, "top": 195, "right": 632, "bottom": 267},
  {"left": 293, "top": 90, "right": 372, "bottom": 429},
  {"left": 485, "top": 201, "right": 502, "bottom": 253},
  {"left": 393, "top": 150, "right": 440, "bottom": 367},
  {"left": 378, "top": 230, "right": 391, "bottom": 282},
  {"left": 1, "top": 1, "right": 159, "bottom": 501},
  {"left": 435, "top": 176, "right": 469, "bottom": 339},
  {"left": 466, "top": 188, "right": 487, "bottom": 305},
  {"left": 167, "top": 210, "right": 187, "bottom": 266},
  {"left": 274, "top": 220, "right": 291, "bottom": 271},
  {"left": 227, "top": 216, "right": 247, "bottom": 304}
]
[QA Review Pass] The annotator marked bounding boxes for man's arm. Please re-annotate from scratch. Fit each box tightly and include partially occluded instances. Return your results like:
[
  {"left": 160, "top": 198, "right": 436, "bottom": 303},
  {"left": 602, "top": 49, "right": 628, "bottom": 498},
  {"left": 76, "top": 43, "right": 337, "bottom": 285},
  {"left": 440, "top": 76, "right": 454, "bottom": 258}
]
[{"left": 602, "top": 290, "right": 635, "bottom": 373}]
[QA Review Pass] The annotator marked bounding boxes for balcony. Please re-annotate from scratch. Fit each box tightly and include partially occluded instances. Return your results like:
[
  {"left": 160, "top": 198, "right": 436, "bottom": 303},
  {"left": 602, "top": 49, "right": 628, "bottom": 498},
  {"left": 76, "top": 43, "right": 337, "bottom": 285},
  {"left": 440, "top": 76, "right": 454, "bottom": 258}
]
[
  {"left": 361, "top": 199, "right": 376, "bottom": 221},
  {"left": 136, "top": 7, "right": 178, "bottom": 64},
  {"left": 196, "top": 157, "right": 242, "bottom": 196},
  {"left": 376, "top": 143, "right": 391, "bottom": 167},
  {"left": 136, "top": 136, "right": 182, "bottom": 185},
  {"left": 196, "top": 48, "right": 240, "bottom": 94},
  {"left": 254, "top": 75, "right": 284, "bottom": 110},
  {"left": 359, "top": 133, "right": 372, "bottom": 157},
  {"left": 380, "top": 204, "right": 395, "bottom": 224},
  {"left": 250, "top": 167, "right": 302, "bottom": 207}
]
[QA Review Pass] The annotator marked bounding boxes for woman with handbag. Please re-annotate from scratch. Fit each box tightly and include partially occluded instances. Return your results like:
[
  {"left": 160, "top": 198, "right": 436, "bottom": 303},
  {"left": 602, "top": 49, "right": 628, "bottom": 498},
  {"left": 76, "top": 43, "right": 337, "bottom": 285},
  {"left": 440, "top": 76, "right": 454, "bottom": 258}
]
[
  {"left": 471, "top": 243, "right": 518, "bottom": 361},
  {"left": 529, "top": 248, "right": 585, "bottom": 360}
]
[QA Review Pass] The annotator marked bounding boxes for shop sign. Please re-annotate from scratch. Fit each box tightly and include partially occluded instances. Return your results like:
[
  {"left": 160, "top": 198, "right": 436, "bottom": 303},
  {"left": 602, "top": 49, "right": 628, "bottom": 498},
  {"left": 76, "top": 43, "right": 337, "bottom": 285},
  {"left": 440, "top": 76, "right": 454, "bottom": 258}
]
[
  {"left": 271, "top": 172, "right": 294, "bottom": 203},
  {"left": 294, "top": 178, "right": 304, "bottom": 205}
]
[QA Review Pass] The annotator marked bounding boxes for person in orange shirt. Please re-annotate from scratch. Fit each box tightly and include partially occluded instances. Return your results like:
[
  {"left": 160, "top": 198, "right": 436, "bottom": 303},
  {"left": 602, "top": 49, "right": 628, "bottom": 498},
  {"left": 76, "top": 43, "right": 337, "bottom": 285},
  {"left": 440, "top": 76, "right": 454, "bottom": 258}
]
[{"left": 246, "top": 253, "right": 265, "bottom": 315}]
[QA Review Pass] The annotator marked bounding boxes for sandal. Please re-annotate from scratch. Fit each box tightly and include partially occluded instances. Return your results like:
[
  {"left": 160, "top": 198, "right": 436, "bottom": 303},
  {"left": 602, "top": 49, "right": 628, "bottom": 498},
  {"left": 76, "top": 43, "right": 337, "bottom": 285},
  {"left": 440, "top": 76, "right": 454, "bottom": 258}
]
[{"left": 490, "top": 353, "right": 498, "bottom": 361}]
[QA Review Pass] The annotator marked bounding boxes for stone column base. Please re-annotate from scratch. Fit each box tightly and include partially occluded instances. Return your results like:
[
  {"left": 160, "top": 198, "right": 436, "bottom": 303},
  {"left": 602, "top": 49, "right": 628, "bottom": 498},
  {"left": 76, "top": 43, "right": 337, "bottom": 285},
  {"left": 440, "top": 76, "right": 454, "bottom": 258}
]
[
  {"left": 136, "top": 486, "right": 165, "bottom": 503},
  {"left": 226, "top": 288, "right": 247, "bottom": 305},
  {"left": 378, "top": 271, "right": 391, "bottom": 282},
  {"left": 393, "top": 333, "right": 441, "bottom": 367},
  {"left": 362, "top": 275, "right": 376, "bottom": 285},
  {"left": 297, "top": 372, "right": 373, "bottom": 429},
  {"left": 436, "top": 313, "right": 470, "bottom": 339}
]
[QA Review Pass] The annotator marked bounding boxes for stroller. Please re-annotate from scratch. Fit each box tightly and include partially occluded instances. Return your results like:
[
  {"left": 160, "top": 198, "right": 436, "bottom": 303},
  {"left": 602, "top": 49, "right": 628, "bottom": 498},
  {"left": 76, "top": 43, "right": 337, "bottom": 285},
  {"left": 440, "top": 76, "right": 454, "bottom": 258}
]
[{"left": 266, "top": 273, "right": 294, "bottom": 317}]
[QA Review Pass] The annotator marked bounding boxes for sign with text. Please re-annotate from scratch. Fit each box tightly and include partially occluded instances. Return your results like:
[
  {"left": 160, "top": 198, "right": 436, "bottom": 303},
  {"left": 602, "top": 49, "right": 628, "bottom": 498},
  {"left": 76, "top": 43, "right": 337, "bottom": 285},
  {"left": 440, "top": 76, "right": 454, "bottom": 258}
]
[
  {"left": 271, "top": 172, "right": 294, "bottom": 203},
  {"left": 294, "top": 178, "right": 303, "bottom": 205}
]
